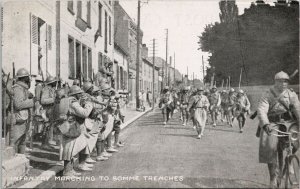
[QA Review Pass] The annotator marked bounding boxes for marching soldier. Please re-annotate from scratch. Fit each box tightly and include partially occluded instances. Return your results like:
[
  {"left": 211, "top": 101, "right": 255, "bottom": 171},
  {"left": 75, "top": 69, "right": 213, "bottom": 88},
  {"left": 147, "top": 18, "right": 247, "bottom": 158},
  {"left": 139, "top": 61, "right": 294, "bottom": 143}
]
[
  {"left": 220, "top": 90, "right": 228, "bottom": 122},
  {"left": 257, "top": 71, "right": 300, "bottom": 188},
  {"left": 40, "top": 76, "right": 57, "bottom": 149},
  {"left": 9, "top": 68, "right": 35, "bottom": 154},
  {"left": 235, "top": 89, "right": 251, "bottom": 133},
  {"left": 209, "top": 86, "right": 221, "bottom": 127},
  {"left": 225, "top": 88, "right": 236, "bottom": 127},
  {"left": 159, "top": 86, "right": 173, "bottom": 125},
  {"left": 188, "top": 87, "right": 210, "bottom": 139},
  {"left": 180, "top": 86, "right": 190, "bottom": 126}
]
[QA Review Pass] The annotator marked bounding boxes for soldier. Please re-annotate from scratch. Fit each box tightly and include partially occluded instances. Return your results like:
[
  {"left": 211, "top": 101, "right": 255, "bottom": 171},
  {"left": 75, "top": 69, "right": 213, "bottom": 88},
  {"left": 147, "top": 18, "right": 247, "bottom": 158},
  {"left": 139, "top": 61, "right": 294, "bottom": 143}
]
[
  {"left": 170, "top": 88, "right": 179, "bottom": 119},
  {"left": 40, "top": 76, "right": 57, "bottom": 149},
  {"left": 257, "top": 71, "right": 300, "bottom": 188},
  {"left": 225, "top": 88, "right": 236, "bottom": 127},
  {"left": 55, "top": 85, "right": 92, "bottom": 177},
  {"left": 209, "top": 86, "right": 221, "bottom": 127},
  {"left": 112, "top": 93, "right": 125, "bottom": 147},
  {"left": 180, "top": 86, "right": 190, "bottom": 126},
  {"left": 33, "top": 75, "right": 45, "bottom": 140},
  {"left": 73, "top": 79, "right": 80, "bottom": 86},
  {"left": 188, "top": 87, "right": 210, "bottom": 139},
  {"left": 159, "top": 86, "right": 173, "bottom": 125},
  {"left": 220, "top": 90, "right": 228, "bottom": 123},
  {"left": 235, "top": 89, "right": 251, "bottom": 133},
  {"left": 9, "top": 68, "right": 35, "bottom": 154}
]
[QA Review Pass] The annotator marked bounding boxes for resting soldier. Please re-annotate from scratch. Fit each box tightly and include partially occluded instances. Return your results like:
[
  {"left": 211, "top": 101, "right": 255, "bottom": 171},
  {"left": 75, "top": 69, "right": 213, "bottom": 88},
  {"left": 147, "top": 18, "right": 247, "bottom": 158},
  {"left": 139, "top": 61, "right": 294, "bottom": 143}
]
[
  {"left": 56, "top": 85, "right": 93, "bottom": 178},
  {"left": 40, "top": 76, "right": 57, "bottom": 149},
  {"left": 257, "top": 71, "right": 300, "bottom": 188},
  {"left": 9, "top": 68, "right": 35, "bottom": 154}
]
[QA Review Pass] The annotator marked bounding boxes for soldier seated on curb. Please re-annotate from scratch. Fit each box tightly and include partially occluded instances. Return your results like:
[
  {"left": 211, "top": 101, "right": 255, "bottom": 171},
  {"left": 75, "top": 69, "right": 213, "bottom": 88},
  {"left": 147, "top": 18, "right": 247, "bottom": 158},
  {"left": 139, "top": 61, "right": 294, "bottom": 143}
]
[{"left": 55, "top": 85, "right": 92, "bottom": 178}]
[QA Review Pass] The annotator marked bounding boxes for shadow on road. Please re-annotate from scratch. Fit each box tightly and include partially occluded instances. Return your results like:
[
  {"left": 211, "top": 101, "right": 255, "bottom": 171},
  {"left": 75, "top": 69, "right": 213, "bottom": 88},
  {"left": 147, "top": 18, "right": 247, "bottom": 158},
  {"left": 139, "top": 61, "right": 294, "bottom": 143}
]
[
  {"left": 206, "top": 126, "right": 241, "bottom": 133},
  {"left": 159, "top": 133, "right": 197, "bottom": 139}
]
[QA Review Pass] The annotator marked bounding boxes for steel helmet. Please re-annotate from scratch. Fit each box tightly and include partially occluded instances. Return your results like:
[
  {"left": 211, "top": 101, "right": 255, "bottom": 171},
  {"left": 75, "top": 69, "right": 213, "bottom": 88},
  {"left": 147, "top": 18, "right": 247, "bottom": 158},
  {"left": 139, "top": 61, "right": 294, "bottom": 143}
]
[
  {"left": 82, "top": 82, "right": 93, "bottom": 92},
  {"left": 68, "top": 85, "right": 84, "bottom": 96},
  {"left": 93, "top": 86, "right": 101, "bottom": 93},
  {"left": 212, "top": 85, "right": 217, "bottom": 89},
  {"left": 83, "top": 77, "right": 92, "bottom": 82},
  {"left": 101, "top": 83, "right": 111, "bottom": 91},
  {"left": 45, "top": 76, "right": 57, "bottom": 85},
  {"left": 73, "top": 79, "right": 80, "bottom": 86},
  {"left": 35, "top": 75, "right": 43, "bottom": 82},
  {"left": 274, "top": 71, "right": 289, "bottom": 80},
  {"left": 184, "top": 86, "right": 189, "bottom": 91},
  {"left": 197, "top": 87, "right": 204, "bottom": 91},
  {"left": 238, "top": 89, "right": 244, "bottom": 94},
  {"left": 16, "top": 68, "right": 30, "bottom": 78},
  {"left": 164, "top": 86, "right": 169, "bottom": 90},
  {"left": 115, "top": 93, "right": 121, "bottom": 99},
  {"left": 230, "top": 88, "right": 235, "bottom": 93}
]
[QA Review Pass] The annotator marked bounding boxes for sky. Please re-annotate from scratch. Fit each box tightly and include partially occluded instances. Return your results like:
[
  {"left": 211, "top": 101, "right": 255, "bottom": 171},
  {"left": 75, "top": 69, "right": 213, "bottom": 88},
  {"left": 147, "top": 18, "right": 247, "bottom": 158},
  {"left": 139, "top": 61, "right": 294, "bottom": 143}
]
[{"left": 119, "top": 0, "right": 256, "bottom": 80}]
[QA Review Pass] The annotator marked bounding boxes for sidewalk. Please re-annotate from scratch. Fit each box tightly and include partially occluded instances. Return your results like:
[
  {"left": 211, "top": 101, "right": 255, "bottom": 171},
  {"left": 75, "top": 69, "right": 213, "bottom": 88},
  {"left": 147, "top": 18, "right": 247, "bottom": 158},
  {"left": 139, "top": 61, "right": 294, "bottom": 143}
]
[{"left": 9, "top": 106, "right": 153, "bottom": 189}]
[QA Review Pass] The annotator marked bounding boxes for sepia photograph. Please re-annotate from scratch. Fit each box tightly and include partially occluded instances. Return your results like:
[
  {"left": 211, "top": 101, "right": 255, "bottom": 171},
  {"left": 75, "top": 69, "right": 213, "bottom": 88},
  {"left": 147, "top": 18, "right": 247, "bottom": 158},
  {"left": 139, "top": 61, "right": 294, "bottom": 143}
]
[{"left": 1, "top": 0, "right": 299, "bottom": 188}]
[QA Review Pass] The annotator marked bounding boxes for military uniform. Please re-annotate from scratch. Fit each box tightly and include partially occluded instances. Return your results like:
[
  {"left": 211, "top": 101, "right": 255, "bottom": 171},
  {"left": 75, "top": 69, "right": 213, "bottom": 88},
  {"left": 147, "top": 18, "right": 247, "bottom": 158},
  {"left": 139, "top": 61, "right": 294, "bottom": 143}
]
[
  {"left": 224, "top": 90, "right": 236, "bottom": 126},
  {"left": 159, "top": 88, "right": 173, "bottom": 125},
  {"left": 180, "top": 90, "right": 190, "bottom": 126},
  {"left": 235, "top": 91, "right": 251, "bottom": 132},
  {"left": 257, "top": 71, "right": 300, "bottom": 187},
  {"left": 209, "top": 89, "right": 221, "bottom": 126},
  {"left": 188, "top": 90, "right": 210, "bottom": 138},
  {"left": 10, "top": 80, "right": 34, "bottom": 153}
]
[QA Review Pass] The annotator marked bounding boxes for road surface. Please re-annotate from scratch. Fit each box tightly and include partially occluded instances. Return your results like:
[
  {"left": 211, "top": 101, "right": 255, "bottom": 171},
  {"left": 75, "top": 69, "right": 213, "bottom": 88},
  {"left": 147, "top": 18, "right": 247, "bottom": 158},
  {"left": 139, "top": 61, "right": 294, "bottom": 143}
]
[{"left": 38, "top": 108, "right": 271, "bottom": 188}]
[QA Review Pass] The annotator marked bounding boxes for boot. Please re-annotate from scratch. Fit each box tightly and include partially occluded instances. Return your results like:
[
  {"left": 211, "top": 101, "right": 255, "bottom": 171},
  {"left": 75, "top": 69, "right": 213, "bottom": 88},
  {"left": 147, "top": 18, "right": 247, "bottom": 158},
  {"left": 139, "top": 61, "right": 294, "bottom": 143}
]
[{"left": 268, "top": 163, "right": 278, "bottom": 188}]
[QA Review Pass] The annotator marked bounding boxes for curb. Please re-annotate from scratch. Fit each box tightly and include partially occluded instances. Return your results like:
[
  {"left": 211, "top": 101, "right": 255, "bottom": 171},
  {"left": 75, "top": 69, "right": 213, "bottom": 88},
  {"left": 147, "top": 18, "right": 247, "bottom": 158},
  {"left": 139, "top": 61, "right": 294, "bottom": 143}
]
[{"left": 16, "top": 108, "right": 152, "bottom": 188}]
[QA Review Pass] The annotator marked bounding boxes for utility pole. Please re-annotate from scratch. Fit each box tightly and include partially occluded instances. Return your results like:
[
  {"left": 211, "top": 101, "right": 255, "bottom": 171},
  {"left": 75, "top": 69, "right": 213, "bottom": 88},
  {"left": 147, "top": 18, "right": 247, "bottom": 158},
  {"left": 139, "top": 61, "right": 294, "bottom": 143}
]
[
  {"left": 135, "top": 0, "right": 141, "bottom": 109},
  {"left": 202, "top": 55, "right": 205, "bottom": 82},
  {"left": 168, "top": 56, "right": 172, "bottom": 86},
  {"left": 152, "top": 38, "right": 155, "bottom": 111},
  {"left": 228, "top": 76, "right": 231, "bottom": 89},
  {"left": 193, "top": 72, "right": 195, "bottom": 86},
  {"left": 238, "top": 67, "right": 243, "bottom": 89},
  {"left": 165, "top": 29, "right": 168, "bottom": 87},
  {"left": 173, "top": 52, "right": 175, "bottom": 86}
]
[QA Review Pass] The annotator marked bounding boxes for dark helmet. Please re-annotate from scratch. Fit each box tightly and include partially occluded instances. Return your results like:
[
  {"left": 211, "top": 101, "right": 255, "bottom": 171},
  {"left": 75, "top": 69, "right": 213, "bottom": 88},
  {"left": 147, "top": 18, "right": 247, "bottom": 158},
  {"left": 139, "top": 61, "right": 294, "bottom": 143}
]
[
  {"left": 73, "top": 79, "right": 80, "bottom": 86},
  {"left": 16, "top": 68, "right": 30, "bottom": 78},
  {"left": 82, "top": 82, "right": 93, "bottom": 92},
  {"left": 69, "top": 85, "right": 84, "bottom": 96},
  {"left": 45, "top": 76, "right": 57, "bottom": 85}
]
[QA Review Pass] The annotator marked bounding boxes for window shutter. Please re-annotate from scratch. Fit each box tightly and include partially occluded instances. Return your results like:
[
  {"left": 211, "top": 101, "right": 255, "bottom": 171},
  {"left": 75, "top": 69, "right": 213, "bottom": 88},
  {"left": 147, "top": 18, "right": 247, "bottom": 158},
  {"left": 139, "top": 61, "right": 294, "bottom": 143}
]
[
  {"left": 1, "top": 7, "right": 3, "bottom": 33},
  {"left": 77, "top": 1, "right": 82, "bottom": 18},
  {"left": 31, "top": 14, "right": 38, "bottom": 44},
  {"left": 47, "top": 25, "right": 52, "bottom": 50},
  {"left": 87, "top": 1, "right": 91, "bottom": 27},
  {"left": 68, "top": 1, "right": 73, "bottom": 12}
]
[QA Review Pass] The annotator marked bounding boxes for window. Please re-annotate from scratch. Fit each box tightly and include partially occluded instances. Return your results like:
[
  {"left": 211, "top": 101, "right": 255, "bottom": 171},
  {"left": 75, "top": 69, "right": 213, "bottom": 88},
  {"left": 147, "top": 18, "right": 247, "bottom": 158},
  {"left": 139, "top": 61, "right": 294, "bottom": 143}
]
[
  {"left": 109, "top": 16, "right": 111, "bottom": 45},
  {"left": 124, "top": 71, "right": 127, "bottom": 90},
  {"left": 67, "top": 1, "right": 74, "bottom": 14},
  {"left": 68, "top": 37, "right": 75, "bottom": 79},
  {"left": 82, "top": 45, "right": 87, "bottom": 79},
  {"left": 98, "top": 52, "right": 103, "bottom": 70},
  {"left": 88, "top": 48, "right": 92, "bottom": 80},
  {"left": 116, "top": 65, "right": 120, "bottom": 90},
  {"left": 76, "top": 42, "right": 81, "bottom": 79},
  {"left": 120, "top": 67, "right": 124, "bottom": 89},
  {"left": 98, "top": 2, "right": 102, "bottom": 36},
  {"left": 47, "top": 25, "right": 52, "bottom": 50},
  {"left": 104, "top": 11, "right": 108, "bottom": 52},
  {"left": 81, "top": 1, "right": 88, "bottom": 22}
]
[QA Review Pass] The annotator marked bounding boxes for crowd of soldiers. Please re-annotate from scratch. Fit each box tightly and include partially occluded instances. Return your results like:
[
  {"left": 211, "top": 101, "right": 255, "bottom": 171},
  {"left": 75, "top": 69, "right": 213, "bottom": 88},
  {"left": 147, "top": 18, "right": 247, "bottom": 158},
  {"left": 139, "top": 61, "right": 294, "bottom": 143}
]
[
  {"left": 158, "top": 84, "right": 251, "bottom": 138},
  {"left": 2, "top": 67, "right": 127, "bottom": 179}
]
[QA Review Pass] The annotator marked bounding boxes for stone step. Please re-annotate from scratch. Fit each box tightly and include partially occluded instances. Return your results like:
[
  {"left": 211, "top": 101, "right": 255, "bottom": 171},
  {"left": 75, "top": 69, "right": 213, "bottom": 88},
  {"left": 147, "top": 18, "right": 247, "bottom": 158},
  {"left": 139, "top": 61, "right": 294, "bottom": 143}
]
[
  {"left": 3, "top": 146, "right": 15, "bottom": 161},
  {"left": 2, "top": 154, "right": 30, "bottom": 188}
]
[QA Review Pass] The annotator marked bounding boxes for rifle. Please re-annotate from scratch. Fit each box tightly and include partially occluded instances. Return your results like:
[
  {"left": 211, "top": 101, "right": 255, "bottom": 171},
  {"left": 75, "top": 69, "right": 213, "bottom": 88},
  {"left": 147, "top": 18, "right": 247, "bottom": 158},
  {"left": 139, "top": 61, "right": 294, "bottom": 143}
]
[
  {"left": 2, "top": 71, "right": 11, "bottom": 146},
  {"left": 8, "top": 63, "right": 16, "bottom": 146}
]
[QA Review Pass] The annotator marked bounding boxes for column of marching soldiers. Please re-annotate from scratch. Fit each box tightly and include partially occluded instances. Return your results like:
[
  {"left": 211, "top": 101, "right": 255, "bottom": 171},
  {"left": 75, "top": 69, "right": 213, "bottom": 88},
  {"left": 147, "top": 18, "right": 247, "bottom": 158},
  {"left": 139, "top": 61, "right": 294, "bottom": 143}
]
[
  {"left": 2, "top": 67, "right": 127, "bottom": 179},
  {"left": 158, "top": 85, "right": 251, "bottom": 139}
]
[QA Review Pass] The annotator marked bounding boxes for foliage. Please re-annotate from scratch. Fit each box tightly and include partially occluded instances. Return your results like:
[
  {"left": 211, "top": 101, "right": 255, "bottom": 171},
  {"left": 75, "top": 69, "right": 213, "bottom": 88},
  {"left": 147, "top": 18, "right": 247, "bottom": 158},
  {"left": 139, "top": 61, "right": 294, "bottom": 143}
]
[{"left": 199, "top": 2, "right": 299, "bottom": 86}]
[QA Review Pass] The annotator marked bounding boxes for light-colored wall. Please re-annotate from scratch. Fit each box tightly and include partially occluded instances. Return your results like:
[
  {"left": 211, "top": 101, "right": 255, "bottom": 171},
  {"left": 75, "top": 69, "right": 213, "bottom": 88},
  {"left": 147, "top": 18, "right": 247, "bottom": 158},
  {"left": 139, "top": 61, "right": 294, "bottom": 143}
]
[
  {"left": 59, "top": 0, "right": 114, "bottom": 85},
  {"left": 2, "top": 1, "right": 56, "bottom": 77},
  {"left": 114, "top": 46, "right": 128, "bottom": 90}
]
